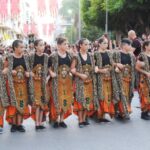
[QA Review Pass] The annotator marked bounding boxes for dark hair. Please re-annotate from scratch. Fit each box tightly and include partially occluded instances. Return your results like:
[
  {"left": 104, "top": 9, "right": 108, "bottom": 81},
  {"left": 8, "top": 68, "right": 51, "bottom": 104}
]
[
  {"left": 77, "top": 38, "right": 88, "bottom": 50},
  {"left": 121, "top": 38, "right": 132, "bottom": 45},
  {"left": 29, "top": 41, "right": 34, "bottom": 45},
  {"left": 98, "top": 37, "right": 106, "bottom": 44},
  {"left": 34, "top": 39, "right": 43, "bottom": 47},
  {"left": 56, "top": 37, "right": 67, "bottom": 45},
  {"left": 12, "top": 40, "right": 23, "bottom": 51},
  {"left": 142, "top": 40, "right": 150, "bottom": 51}
]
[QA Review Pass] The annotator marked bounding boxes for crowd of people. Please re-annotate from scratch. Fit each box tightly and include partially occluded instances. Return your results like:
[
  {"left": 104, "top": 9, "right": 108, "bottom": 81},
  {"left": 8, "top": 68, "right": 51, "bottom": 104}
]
[{"left": 0, "top": 30, "right": 150, "bottom": 134}]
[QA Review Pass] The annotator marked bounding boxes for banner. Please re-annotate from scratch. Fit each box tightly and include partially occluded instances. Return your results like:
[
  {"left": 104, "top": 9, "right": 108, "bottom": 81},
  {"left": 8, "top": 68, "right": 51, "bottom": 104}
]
[
  {"left": 0, "top": 0, "right": 8, "bottom": 20},
  {"left": 10, "top": 0, "right": 20, "bottom": 17},
  {"left": 37, "top": 0, "right": 46, "bottom": 16},
  {"left": 49, "top": 0, "right": 58, "bottom": 18}
]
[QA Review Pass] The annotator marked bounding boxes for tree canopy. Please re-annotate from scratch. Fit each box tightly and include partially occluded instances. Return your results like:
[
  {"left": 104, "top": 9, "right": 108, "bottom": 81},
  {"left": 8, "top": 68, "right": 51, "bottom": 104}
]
[{"left": 82, "top": 0, "right": 150, "bottom": 35}]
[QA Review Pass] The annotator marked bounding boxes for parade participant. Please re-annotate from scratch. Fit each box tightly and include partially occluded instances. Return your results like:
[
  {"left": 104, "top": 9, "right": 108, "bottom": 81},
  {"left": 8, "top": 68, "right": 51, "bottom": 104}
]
[
  {"left": 0, "top": 100, "right": 4, "bottom": 134},
  {"left": 94, "top": 37, "right": 118, "bottom": 122},
  {"left": 6, "top": 40, "right": 33, "bottom": 132},
  {"left": 136, "top": 40, "right": 150, "bottom": 120},
  {"left": 49, "top": 37, "right": 73, "bottom": 128},
  {"left": 71, "top": 38, "right": 98, "bottom": 128},
  {"left": 113, "top": 38, "right": 135, "bottom": 120},
  {"left": 30, "top": 39, "right": 50, "bottom": 130},
  {"left": 0, "top": 56, "right": 9, "bottom": 134}
]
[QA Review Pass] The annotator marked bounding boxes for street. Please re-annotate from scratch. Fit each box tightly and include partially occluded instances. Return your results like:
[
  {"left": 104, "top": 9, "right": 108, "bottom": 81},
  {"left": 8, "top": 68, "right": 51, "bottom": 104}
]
[{"left": 0, "top": 92, "right": 150, "bottom": 150}]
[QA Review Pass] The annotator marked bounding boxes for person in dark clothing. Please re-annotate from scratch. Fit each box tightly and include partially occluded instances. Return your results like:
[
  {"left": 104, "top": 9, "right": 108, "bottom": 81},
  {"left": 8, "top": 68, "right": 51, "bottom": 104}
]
[{"left": 128, "top": 30, "right": 141, "bottom": 57}]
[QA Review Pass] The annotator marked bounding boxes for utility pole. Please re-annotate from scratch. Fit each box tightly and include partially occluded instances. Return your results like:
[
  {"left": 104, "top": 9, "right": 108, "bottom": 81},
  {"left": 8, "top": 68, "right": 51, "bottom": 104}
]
[
  {"left": 78, "top": 0, "right": 81, "bottom": 39},
  {"left": 105, "top": 0, "right": 108, "bottom": 34}
]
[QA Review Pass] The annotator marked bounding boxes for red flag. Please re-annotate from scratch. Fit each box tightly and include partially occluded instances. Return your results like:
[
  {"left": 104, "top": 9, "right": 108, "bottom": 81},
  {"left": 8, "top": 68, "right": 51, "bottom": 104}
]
[
  {"left": 37, "top": 0, "right": 46, "bottom": 16},
  {"left": 10, "top": 0, "right": 20, "bottom": 17},
  {"left": 23, "top": 24, "right": 29, "bottom": 35},
  {"left": 48, "top": 23, "right": 55, "bottom": 35},
  {"left": 0, "top": 0, "right": 8, "bottom": 20},
  {"left": 49, "top": 0, "right": 58, "bottom": 18},
  {"left": 30, "top": 23, "right": 38, "bottom": 35}
]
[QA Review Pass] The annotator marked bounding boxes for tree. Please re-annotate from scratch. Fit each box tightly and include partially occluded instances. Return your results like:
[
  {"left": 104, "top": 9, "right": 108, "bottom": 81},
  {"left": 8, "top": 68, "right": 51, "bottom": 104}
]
[
  {"left": 81, "top": 24, "right": 103, "bottom": 41},
  {"left": 59, "top": 0, "right": 79, "bottom": 41},
  {"left": 82, "top": 0, "right": 150, "bottom": 36}
]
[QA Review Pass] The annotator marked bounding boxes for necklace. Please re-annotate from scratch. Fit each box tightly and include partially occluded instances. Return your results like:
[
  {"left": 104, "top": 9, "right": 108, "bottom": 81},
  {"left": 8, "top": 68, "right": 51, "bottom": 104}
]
[{"left": 58, "top": 50, "right": 66, "bottom": 58}]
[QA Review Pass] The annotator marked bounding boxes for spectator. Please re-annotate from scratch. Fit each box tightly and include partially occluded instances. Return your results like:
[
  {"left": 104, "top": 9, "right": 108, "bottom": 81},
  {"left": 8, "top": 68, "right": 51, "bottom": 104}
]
[{"left": 128, "top": 30, "right": 141, "bottom": 57}]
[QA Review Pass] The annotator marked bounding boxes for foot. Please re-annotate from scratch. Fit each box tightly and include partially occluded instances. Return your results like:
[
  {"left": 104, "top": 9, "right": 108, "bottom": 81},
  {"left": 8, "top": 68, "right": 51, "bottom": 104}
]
[
  {"left": 124, "top": 115, "right": 130, "bottom": 120},
  {"left": 53, "top": 122, "right": 59, "bottom": 128},
  {"left": 35, "top": 126, "right": 40, "bottom": 130},
  {"left": 17, "top": 125, "right": 26, "bottom": 132},
  {"left": 59, "top": 122, "right": 67, "bottom": 128},
  {"left": 83, "top": 121, "right": 90, "bottom": 125},
  {"left": 10, "top": 125, "right": 17, "bottom": 132},
  {"left": 0, "top": 127, "right": 3, "bottom": 134},
  {"left": 141, "top": 112, "right": 150, "bottom": 120},
  {"left": 79, "top": 122, "right": 84, "bottom": 128},
  {"left": 146, "top": 112, "right": 150, "bottom": 118},
  {"left": 115, "top": 114, "right": 124, "bottom": 120},
  {"left": 102, "top": 118, "right": 111, "bottom": 122},
  {"left": 98, "top": 118, "right": 109, "bottom": 122},
  {"left": 39, "top": 125, "right": 46, "bottom": 129}
]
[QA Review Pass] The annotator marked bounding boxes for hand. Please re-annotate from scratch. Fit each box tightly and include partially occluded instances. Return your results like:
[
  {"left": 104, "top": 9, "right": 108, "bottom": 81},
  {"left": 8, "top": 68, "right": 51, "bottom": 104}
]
[
  {"left": 102, "top": 68, "right": 109, "bottom": 74},
  {"left": 80, "top": 74, "right": 88, "bottom": 81},
  {"left": 25, "top": 71, "right": 30, "bottom": 77},
  {"left": 2, "top": 68, "right": 8, "bottom": 75},
  {"left": 51, "top": 72, "right": 57, "bottom": 78},
  {"left": 71, "top": 68, "right": 76, "bottom": 74},
  {"left": 46, "top": 76, "right": 50, "bottom": 83},
  {"left": 117, "top": 63, "right": 124, "bottom": 70},
  {"left": 12, "top": 70, "right": 17, "bottom": 76},
  {"left": 30, "top": 72, "right": 35, "bottom": 77},
  {"left": 146, "top": 72, "right": 150, "bottom": 78},
  {"left": 95, "top": 67, "right": 99, "bottom": 73},
  {"left": 115, "top": 67, "right": 120, "bottom": 73}
]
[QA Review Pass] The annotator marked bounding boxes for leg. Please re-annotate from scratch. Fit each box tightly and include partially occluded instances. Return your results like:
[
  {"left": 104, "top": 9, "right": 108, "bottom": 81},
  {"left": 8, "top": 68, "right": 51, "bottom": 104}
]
[
  {"left": 60, "top": 111, "right": 64, "bottom": 122},
  {"left": 59, "top": 111, "right": 67, "bottom": 128},
  {"left": 83, "top": 110, "right": 90, "bottom": 125},
  {"left": 35, "top": 106, "right": 40, "bottom": 126},
  {"left": 10, "top": 115, "right": 17, "bottom": 132},
  {"left": 0, "top": 116, "right": 3, "bottom": 134},
  {"left": 78, "top": 110, "right": 83, "bottom": 123},
  {"left": 38, "top": 109, "right": 46, "bottom": 129},
  {"left": 53, "top": 115, "right": 60, "bottom": 129},
  {"left": 78, "top": 110, "right": 84, "bottom": 128},
  {"left": 39, "top": 109, "right": 44, "bottom": 126},
  {"left": 83, "top": 110, "right": 87, "bottom": 122},
  {"left": 17, "top": 113, "right": 25, "bottom": 132}
]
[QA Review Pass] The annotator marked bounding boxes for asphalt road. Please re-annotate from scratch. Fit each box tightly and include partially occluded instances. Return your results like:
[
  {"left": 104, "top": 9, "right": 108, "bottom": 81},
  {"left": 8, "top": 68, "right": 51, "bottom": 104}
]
[{"left": 0, "top": 92, "right": 150, "bottom": 150}]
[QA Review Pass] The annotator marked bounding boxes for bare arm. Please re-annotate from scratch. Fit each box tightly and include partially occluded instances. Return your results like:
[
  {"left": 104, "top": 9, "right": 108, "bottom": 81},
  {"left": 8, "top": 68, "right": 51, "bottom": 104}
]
[
  {"left": 71, "top": 58, "right": 88, "bottom": 81},
  {"left": 136, "top": 60, "right": 149, "bottom": 76}
]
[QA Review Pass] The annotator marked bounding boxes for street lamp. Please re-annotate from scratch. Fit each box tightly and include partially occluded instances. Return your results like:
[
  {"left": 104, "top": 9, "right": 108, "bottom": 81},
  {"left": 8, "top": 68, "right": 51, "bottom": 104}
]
[
  {"left": 105, "top": 0, "right": 108, "bottom": 34},
  {"left": 78, "top": 0, "right": 81, "bottom": 39},
  {"left": 67, "top": 9, "right": 73, "bottom": 44}
]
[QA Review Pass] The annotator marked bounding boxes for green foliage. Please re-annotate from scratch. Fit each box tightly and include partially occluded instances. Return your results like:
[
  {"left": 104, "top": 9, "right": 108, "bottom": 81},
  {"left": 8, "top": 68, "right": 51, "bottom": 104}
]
[
  {"left": 59, "top": 0, "right": 79, "bottom": 42},
  {"left": 59, "top": 0, "right": 78, "bottom": 18},
  {"left": 81, "top": 25, "right": 103, "bottom": 41},
  {"left": 65, "top": 26, "right": 77, "bottom": 44},
  {"left": 81, "top": 0, "right": 150, "bottom": 35}
]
